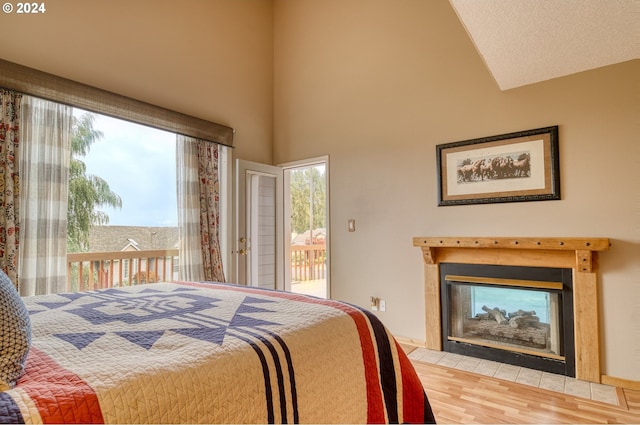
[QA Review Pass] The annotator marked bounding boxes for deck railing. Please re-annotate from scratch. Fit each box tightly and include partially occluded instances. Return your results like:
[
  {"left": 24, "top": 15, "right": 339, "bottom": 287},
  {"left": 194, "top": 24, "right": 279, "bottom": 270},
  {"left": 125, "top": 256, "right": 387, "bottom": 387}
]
[
  {"left": 291, "top": 244, "right": 326, "bottom": 282},
  {"left": 66, "top": 249, "right": 179, "bottom": 293},
  {"left": 67, "top": 245, "right": 325, "bottom": 293}
]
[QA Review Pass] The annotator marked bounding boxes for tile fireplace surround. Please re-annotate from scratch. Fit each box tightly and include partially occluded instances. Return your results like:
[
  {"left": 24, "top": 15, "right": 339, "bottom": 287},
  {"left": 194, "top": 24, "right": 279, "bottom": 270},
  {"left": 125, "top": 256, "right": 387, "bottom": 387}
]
[{"left": 412, "top": 236, "right": 610, "bottom": 383}]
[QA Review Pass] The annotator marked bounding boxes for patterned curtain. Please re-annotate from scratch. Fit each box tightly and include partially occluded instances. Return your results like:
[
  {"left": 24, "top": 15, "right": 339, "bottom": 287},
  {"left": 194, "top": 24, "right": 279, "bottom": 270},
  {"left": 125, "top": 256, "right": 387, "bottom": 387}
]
[
  {"left": 0, "top": 89, "right": 22, "bottom": 288},
  {"left": 176, "top": 135, "right": 205, "bottom": 281},
  {"left": 196, "top": 141, "right": 225, "bottom": 282},
  {"left": 18, "top": 96, "right": 72, "bottom": 296},
  {"left": 176, "top": 136, "right": 225, "bottom": 282}
]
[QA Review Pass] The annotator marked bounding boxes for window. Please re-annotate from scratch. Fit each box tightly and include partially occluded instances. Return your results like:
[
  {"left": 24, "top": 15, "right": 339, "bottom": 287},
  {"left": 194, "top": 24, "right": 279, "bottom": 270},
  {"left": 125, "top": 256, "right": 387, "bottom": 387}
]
[
  {"left": 20, "top": 97, "right": 230, "bottom": 294},
  {"left": 2, "top": 60, "right": 233, "bottom": 295},
  {"left": 74, "top": 109, "right": 177, "bottom": 228}
]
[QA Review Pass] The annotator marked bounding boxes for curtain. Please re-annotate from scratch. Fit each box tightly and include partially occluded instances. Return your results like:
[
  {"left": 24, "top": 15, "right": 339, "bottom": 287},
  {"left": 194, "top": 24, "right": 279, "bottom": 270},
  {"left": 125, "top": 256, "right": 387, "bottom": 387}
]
[
  {"left": 196, "top": 141, "right": 225, "bottom": 282},
  {"left": 176, "top": 135, "right": 205, "bottom": 281},
  {"left": 0, "top": 89, "right": 22, "bottom": 288},
  {"left": 176, "top": 136, "right": 225, "bottom": 282},
  {"left": 18, "top": 96, "right": 72, "bottom": 296}
]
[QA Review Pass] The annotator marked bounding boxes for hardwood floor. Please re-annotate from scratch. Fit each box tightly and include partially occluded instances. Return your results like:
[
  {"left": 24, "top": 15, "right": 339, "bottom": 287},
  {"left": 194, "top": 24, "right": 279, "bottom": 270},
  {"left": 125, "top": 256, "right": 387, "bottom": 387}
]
[{"left": 411, "top": 360, "right": 640, "bottom": 424}]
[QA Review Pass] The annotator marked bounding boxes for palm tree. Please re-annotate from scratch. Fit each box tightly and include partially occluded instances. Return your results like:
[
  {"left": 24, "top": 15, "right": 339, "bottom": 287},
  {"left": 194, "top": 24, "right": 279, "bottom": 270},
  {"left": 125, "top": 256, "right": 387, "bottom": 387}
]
[{"left": 67, "top": 113, "right": 122, "bottom": 252}]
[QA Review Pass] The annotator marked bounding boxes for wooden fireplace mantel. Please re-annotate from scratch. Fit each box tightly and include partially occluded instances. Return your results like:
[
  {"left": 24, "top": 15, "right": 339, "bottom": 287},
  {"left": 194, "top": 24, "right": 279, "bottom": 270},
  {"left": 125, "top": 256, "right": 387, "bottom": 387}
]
[{"left": 413, "top": 236, "right": 610, "bottom": 383}]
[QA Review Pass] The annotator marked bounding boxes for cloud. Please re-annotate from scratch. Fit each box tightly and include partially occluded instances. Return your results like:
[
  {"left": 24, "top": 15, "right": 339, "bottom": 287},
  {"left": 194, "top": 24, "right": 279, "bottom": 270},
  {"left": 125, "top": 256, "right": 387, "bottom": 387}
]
[{"left": 77, "top": 111, "right": 178, "bottom": 227}]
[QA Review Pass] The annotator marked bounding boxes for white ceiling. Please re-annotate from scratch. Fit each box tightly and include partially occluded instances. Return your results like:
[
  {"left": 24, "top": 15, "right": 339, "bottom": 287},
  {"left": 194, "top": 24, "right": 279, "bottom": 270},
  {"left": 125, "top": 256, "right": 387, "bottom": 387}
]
[{"left": 449, "top": 0, "right": 640, "bottom": 90}]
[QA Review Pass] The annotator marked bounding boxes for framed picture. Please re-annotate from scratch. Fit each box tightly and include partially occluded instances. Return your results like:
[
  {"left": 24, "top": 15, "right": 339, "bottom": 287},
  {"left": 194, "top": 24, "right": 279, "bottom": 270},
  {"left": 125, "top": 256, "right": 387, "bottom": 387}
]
[{"left": 436, "top": 126, "right": 560, "bottom": 206}]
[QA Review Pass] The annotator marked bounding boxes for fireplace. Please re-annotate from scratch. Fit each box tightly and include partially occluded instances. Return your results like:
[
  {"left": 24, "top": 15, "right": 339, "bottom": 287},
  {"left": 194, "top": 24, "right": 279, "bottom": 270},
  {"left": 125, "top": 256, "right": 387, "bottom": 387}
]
[
  {"left": 412, "top": 236, "right": 610, "bottom": 383},
  {"left": 440, "top": 263, "right": 575, "bottom": 376}
]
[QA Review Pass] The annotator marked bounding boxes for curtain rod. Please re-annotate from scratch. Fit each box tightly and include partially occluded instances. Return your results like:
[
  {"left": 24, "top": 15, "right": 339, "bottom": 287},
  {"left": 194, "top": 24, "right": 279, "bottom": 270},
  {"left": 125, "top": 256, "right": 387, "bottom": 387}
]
[{"left": 0, "top": 59, "right": 234, "bottom": 147}]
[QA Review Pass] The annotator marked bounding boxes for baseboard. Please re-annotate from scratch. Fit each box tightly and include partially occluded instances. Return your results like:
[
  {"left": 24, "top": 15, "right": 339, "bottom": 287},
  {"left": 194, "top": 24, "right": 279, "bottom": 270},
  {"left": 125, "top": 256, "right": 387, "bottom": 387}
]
[
  {"left": 395, "top": 336, "right": 426, "bottom": 348},
  {"left": 601, "top": 374, "right": 640, "bottom": 390}
]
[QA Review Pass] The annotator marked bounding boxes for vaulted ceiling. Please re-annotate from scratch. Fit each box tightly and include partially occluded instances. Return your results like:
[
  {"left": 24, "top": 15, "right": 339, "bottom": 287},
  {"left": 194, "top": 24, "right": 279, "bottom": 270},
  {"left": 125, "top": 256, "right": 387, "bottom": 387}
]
[{"left": 449, "top": 0, "right": 639, "bottom": 90}]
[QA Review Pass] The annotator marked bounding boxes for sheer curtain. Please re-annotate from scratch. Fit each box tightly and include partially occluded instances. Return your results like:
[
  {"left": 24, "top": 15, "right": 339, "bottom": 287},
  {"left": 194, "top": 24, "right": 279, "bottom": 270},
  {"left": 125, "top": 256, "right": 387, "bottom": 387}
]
[
  {"left": 19, "top": 96, "right": 72, "bottom": 296},
  {"left": 176, "top": 135, "right": 225, "bottom": 282},
  {"left": 176, "top": 135, "right": 205, "bottom": 281},
  {"left": 0, "top": 89, "right": 22, "bottom": 287}
]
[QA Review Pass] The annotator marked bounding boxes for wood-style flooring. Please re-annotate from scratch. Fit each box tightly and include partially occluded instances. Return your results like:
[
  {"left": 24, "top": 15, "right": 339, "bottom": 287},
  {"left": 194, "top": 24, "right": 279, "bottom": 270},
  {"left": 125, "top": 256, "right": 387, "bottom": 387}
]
[{"left": 410, "top": 359, "right": 640, "bottom": 424}]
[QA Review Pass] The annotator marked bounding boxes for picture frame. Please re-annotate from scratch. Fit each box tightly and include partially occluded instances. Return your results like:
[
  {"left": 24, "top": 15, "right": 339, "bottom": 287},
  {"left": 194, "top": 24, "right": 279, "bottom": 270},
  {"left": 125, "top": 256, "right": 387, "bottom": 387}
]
[{"left": 436, "top": 126, "right": 560, "bottom": 206}]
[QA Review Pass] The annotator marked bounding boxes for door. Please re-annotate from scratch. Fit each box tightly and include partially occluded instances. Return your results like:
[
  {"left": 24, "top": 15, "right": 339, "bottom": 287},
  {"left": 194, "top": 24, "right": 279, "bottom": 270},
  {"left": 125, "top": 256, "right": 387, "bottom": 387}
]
[
  {"left": 282, "top": 157, "right": 330, "bottom": 299},
  {"left": 234, "top": 159, "right": 284, "bottom": 290}
]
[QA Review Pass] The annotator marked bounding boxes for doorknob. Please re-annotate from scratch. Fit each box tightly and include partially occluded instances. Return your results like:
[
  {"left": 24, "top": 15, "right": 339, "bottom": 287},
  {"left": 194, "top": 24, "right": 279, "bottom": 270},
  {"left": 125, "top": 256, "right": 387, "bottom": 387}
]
[{"left": 238, "top": 248, "right": 247, "bottom": 255}]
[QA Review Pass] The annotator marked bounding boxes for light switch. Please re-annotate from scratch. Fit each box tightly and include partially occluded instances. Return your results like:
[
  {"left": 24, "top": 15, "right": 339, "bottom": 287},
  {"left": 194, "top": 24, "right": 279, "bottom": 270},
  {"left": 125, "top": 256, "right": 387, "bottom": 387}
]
[{"left": 348, "top": 219, "right": 356, "bottom": 232}]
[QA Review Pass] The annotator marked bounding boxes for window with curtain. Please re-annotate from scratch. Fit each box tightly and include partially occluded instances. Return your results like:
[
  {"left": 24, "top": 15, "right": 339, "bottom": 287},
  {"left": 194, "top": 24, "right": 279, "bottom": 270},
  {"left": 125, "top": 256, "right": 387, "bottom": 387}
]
[
  {"left": 0, "top": 59, "right": 234, "bottom": 293},
  {"left": 13, "top": 95, "right": 229, "bottom": 295}
]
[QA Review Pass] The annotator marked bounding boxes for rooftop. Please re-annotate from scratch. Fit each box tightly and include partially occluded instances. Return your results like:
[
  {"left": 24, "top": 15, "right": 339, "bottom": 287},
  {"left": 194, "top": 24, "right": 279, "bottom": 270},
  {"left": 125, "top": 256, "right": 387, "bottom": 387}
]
[{"left": 88, "top": 226, "right": 178, "bottom": 252}]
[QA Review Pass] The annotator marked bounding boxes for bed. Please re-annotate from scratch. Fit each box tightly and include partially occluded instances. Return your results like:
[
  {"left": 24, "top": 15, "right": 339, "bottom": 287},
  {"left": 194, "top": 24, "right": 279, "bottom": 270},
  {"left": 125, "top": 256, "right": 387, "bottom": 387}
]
[{"left": 0, "top": 281, "right": 435, "bottom": 424}]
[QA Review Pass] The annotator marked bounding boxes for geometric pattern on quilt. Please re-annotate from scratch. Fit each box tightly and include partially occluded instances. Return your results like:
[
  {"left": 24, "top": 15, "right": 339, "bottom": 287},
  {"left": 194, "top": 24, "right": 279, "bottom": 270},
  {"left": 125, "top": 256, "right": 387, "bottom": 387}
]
[
  {"left": 0, "top": 269, "right": 31, "bottom": 390},
  {"left": 30, "top": 287, "right": 280, "bottom": 350}
]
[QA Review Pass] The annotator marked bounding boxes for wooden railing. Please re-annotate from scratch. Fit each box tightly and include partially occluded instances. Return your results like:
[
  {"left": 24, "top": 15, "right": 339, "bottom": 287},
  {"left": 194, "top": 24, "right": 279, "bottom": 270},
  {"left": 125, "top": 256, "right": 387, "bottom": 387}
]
[
  {"left": 67, "top": 245, "right": 325, "bottom": 293},
  {"left": 67, "top": 249, "right": 179, "bottom": 293},
  {"left": 291, "top": 244, "right": 326, "bottom": 281}
]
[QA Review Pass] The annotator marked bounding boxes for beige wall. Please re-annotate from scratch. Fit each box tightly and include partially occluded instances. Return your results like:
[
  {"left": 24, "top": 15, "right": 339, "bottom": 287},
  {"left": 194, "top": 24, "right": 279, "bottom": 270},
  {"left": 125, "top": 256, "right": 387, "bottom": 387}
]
[
  {"left": 0, "top": 0, "right": 274, "bottom": 163},
  {"left": 273, "top": 0, "right": 640, "bottom": 381}
]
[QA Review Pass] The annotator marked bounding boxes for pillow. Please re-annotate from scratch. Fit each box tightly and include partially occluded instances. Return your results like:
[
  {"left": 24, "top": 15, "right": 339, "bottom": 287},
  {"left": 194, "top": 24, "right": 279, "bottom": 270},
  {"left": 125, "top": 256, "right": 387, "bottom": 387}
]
[{"left": 0, "top": 270, "right": 31, "bottom": 391}]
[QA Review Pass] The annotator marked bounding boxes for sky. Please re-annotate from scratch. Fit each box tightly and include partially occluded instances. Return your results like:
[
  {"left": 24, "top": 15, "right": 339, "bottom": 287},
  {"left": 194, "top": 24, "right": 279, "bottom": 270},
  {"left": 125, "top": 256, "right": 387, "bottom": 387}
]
[{"left": 74, "top": 109, "right": 178, "bottom": 227}]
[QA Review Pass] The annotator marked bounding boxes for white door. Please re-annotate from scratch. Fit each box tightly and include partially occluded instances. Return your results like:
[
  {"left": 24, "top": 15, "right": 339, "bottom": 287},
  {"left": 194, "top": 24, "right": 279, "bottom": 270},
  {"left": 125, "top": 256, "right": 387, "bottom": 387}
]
[{"left": 235, "top": 159, "right": 284, "bottom": 290}]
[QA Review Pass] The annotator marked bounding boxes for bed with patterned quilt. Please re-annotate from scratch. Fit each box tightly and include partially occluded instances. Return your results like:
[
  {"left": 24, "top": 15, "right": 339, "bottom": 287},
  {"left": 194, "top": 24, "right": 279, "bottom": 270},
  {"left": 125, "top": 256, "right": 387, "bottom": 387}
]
[{"left": 0, "top": 280, "right": 435, "bottom": 424}]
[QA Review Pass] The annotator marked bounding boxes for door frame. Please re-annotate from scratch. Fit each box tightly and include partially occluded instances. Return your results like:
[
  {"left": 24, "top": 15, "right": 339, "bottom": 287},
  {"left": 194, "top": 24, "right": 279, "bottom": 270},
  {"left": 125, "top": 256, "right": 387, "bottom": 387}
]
[{"left": 279, "top": 156, "right": 330, "bottom": 298}]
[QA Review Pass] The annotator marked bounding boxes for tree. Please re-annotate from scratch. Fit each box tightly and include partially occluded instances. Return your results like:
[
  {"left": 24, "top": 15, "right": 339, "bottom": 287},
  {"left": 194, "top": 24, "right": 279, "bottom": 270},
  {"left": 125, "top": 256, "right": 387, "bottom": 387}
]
[
  {"left": 67, "top": 113, "right": 122, "bottom": 252},
  {"left": 289, "top": 167, "right": 326, "bottom": 236}
]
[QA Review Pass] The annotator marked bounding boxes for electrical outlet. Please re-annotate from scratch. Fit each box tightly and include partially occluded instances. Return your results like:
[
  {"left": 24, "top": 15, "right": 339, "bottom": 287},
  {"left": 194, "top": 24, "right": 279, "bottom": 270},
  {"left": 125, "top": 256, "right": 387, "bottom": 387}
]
[
  {"left": 379, "top": 300, "right": 386, "bottom": 312},
  {"left": 370, "top": 296, "right": 379, "bottom": 311}
]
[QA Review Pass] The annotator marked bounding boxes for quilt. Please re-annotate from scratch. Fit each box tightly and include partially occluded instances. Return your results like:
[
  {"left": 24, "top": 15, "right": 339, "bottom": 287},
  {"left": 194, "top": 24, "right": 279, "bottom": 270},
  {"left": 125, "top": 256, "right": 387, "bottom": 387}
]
[{"left": 0, "top": 281, "right": 435, "bottom": 424}]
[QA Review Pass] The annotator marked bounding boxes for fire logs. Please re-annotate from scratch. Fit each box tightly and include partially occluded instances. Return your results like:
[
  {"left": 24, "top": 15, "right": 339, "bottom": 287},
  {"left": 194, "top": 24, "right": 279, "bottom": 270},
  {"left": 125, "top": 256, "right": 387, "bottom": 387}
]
[
  {"left": 477, "top": 306, "right": 541, "bottom": 328},
  {"left": 467, "top": 305, "right": 549, "bottom": 349},
  {"left": 481, "top": 305, "right": 508, "bottom": 324},
  {"left": 508, "top": 312, "right": 540, "bottom": 329}
]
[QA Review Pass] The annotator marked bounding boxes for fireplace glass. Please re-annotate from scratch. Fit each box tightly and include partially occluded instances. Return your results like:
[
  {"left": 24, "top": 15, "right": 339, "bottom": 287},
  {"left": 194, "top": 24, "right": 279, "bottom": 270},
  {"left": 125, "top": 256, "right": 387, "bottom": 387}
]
[
  {"left": 447, "top": 282, "right": 563, "bottom": 358},
  {"left": 441, "top": 264, "right": 574, "bottom": 376}
]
